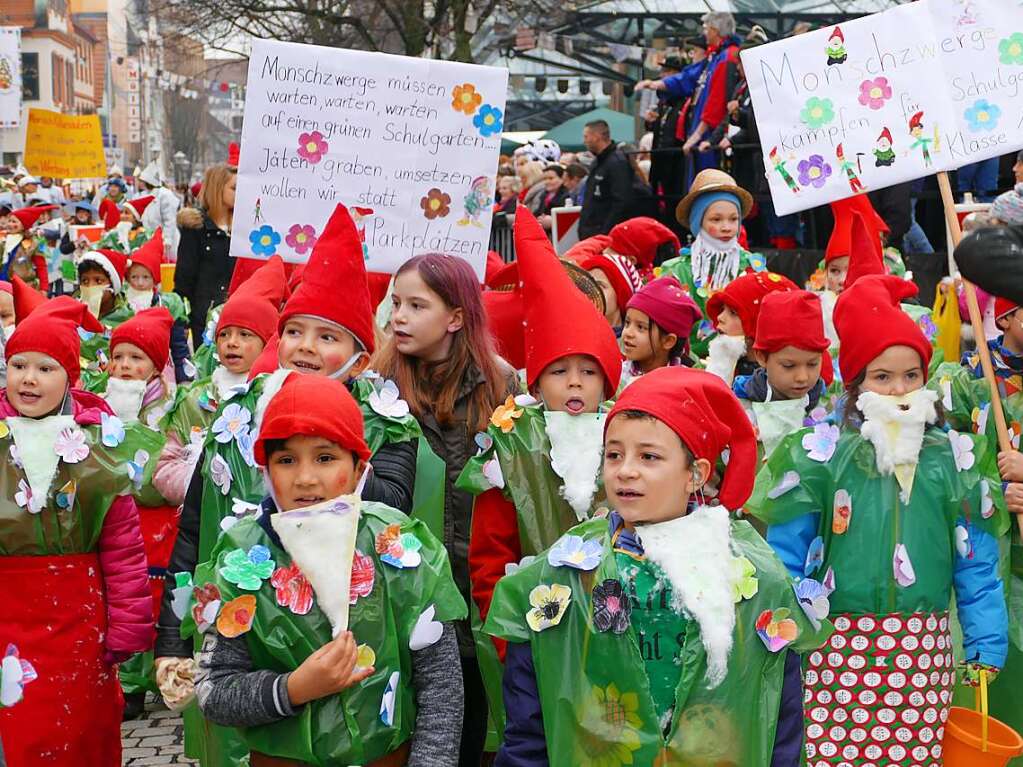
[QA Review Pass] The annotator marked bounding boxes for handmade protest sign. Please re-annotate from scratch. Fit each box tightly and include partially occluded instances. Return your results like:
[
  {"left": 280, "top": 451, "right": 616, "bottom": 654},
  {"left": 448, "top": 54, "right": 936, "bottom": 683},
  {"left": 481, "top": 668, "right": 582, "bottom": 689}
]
[
  {"left": 232, "top": 39, "right": 508, "bottom": 276},
  {"left": 742, "top": 0, "right": 1023, "bottom": 215},
  {"left": 23, "top": 109, "right": 106, "bottom": 179}
]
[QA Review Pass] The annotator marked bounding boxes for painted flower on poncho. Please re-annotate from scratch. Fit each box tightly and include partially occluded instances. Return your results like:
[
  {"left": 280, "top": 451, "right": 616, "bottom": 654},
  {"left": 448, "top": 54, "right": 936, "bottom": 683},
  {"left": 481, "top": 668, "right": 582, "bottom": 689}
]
[
  {"left": 526, "top": 584, "right": 571, "bottom": 632},
  {"left": 220, "top": 545, "right": 276, "bottom": 590},
  {"left": 490, "top": 395, "right": 524, "bottom": 433},
  {"left": 755, "top": 608, "right": 799, "bottom": 652},
  {"left": 575, "top": 682, "right": 643, "bottom": 767},
  {"left": 217, "top": 595, "right": 257, "bottom": 638},
  {"left": 270, "top": 563, "right": 314, "bottom": 615},
  {"left": 592, "top": 579, "right": 631, "bottom": 634},
  {"left": 548, "top": 534, "right": 602, "bottom": 571},
  {"left": 349, "top": 549, "right": 376, "bottom": 604}
]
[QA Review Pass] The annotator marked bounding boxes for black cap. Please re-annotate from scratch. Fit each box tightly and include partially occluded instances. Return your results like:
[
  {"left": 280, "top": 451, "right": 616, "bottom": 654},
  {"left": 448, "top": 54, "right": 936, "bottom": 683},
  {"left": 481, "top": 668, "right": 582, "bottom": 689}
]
[{"left": 660, "top": 55, "right": 684, "bottom": 72}]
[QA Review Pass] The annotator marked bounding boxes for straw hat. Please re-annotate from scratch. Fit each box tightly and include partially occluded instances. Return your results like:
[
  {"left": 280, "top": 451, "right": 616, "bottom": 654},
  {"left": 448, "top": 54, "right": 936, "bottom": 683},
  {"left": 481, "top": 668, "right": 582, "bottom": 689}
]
[{"left": 676, "top": 169, "right": 754, "bottom": 229}]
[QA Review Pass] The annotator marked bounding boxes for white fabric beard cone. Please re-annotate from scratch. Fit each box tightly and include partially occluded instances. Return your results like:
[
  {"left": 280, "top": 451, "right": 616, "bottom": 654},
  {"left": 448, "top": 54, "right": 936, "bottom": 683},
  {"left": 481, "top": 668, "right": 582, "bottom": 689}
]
[
  {"left": 544, "top": 410, "right": 605, "bottom": 521},
  {"left": 6, "top": 414, "right": 77, "bottom": 511},
  {"left": 704, "top": 334, "right": 747, "bottom": 386},
  {"left": 270, "top": 494, "right": 361, "bottom": 637},
  {"left": 636, "top": 505, "right": 740, "bottom": 688},
  {"left": 751, "top": 398, "right": 808, "bottom": 458},
  {"left": 211, "top": 366, "right": 249, "bottom": 401},
  {"left": 104, "top": 377, "right": 148, "bottom": 423},
  {"left": 857, "top": 388, "right": 938, "bottom": 503}
]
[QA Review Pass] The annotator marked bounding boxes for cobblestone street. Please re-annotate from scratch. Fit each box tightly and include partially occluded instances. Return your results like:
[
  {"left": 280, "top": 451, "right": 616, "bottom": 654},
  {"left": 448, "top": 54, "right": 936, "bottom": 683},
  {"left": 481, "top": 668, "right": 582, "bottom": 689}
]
[{"left": 121, "top": 696, "right": 196, "bottom": 766}]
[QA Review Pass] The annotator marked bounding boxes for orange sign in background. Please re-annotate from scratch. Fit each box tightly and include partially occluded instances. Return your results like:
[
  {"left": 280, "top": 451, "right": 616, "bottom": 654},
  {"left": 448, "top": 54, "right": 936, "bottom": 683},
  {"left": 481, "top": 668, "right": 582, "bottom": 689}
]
[{"left": 23, "top": 108, "right": 106, "bottom": 179}]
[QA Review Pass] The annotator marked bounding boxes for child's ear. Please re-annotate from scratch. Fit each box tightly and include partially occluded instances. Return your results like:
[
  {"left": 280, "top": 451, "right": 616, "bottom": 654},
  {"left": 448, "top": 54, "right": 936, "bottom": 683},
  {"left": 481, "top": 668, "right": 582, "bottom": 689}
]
[
  {"left": 447, "top": 306, "right": 464, "bottom": 334},
  {"left": 660, "top": 332, "right": 678, "bottom": 352},
  {"left": 686, "top": 457, "right": 713, "bottom": 494},
  {"left": 753, "top": 349, "right": 769, "bottom": 367},
  {"left": 349, "top": 352, "right": 371, "bottom": 378}
]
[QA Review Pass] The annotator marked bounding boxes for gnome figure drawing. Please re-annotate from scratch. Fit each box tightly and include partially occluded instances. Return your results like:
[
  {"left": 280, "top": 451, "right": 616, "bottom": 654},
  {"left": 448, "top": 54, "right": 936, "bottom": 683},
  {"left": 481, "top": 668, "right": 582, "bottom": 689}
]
[
  {"left": 826, "top": 27, "right": 847, "bottom": 65},
  {"left": 836, "top": 143, "right": 866, "bottom": 194},
  {"left": 908, "top": 112, "right": 934, "bottom": 167},
  {"left": 458, "top": 176, "right": 492, "bottom": 227},
  {"left": 873, "top": 128, "right": 895, "bottom": 167},
  {"left": 769, "top": 147, "right": 800, "bottom": 194}
]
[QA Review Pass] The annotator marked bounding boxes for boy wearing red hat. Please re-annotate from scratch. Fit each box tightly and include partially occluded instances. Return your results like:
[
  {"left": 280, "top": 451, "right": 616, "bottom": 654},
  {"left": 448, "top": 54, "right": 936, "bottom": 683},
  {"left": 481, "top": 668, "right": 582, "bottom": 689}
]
[
  {"left": 620, "top": 275, "right": 703, "bottom": 387},
  {"left": 0, "top": 295, "right": 159, "bottom": 765},
  {"left": 93, "top": 195, "right": 153, "bottom": 254},
  {"left": 733, "top": 290, "right": 834, "bottom": 458},
  {"left": 1, "top": 206, "right": 56, "bottom": 291},
  {"left": 607, "top": 216, "right": 680, "bottom": 282},
  {"left": 749, "top": 275, "right": 1008, "bottom": 766},
  {"left": 486, "top": 367, "right": 830, "bottom": 766},
  {"left": 189, "top": 373, "right": 467, "bottom": 766},
  {"left": 574, "top": 248, "right": 644, "bottom": 333}
]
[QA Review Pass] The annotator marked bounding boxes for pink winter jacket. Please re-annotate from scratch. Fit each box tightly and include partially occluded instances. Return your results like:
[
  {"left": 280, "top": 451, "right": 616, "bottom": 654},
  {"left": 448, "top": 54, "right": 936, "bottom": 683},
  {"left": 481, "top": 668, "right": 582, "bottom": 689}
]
[{"left": 0, "top": 389, "right": 155, "bottom": 662}]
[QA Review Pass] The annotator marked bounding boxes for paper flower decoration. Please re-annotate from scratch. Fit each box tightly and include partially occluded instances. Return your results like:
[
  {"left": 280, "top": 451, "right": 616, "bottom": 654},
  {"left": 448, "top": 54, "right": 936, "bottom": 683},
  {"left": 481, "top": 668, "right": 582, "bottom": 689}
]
[
  {"left": 525, "top": 583, "right": 571, "bottom": 632},
  {"left": 210, "top": 453, "right": 233, "bottom": 496},
  {"left": 420, "top": 188, "right": 451, "bottom": 220},
  {"left": 955, "top": 525, "right": 971, "bottom": 559},
  {"left": 547, "top": 534, "right": 603, "bottom": 571},
  {"left": 592, "top": 578, "right": 631, "bottom": 634},
  {"left": 577, "top": 683, "right": 643, "bottom": 765},
  {"left": 980, "top": 479, "right": 994, "bottom": 519},
  {"left": 451, "top": 83, "right": 483, "bottom": 115},
  {"left": 755, "top": 608, "right": 799, "bottom": 652},
  {"left": 217, "top": 595, "right": 257, "bottom": 638},
  {"left": 192, "top": 583, "right": 223, "bottom": 633},
  {"left": 375, "top": 524, "right": 423, "bottom": 569},
  {"left": 918, "top": 313, "right": 938, "bottom": 342},
  {"left": 858, "top": 77, "right": 892, "bottom": 110},
  {"left": 249, "top": 225, "right": 281, "bottom": 257},
  {"left": 55, "top": 480, "right": 77, "bottom": 510},
  {"left": 212, "top": 403, "right": 252, "bottom": 444},
  {"left": 368, "top": 379, "right": 410, "bottom": 419},
  {"left": 296, "top": 130, "right": 329, "bottom": 164},
  {"left": 220, "top": 498, "right": 262, "bottom": 533},
  {"left": 948, "top": 430, "right": 976, "bottom": 472},
  {"left": 354, "top": 644, "right": 376, "bottom": 673},
  {"left": 285, "top": 224, "right": 318, "bottom": 255},
  {"left": 473, "top": 104, "right": 503, "bottom": 137},
  {"left": 826, "top": 489, "right": 851, "bottom": 536},
  {"left": 731, "top": 556, "right": 759, "bottom": 602},
  {"left": 14, "top": 478, "right": 40, "bottom": 514},
  {"left": 939, "top": 375, "right": 953, "bottom": 410},
  {"left": 271, "top": 563, "right": 314, "bottom": 615},
  {"left": 800, "top": 97, "right": 834, "bottom": 129},
  {"left": 797, "top": 155, "right": 832, "bottom": 189},
  {"left": 380, "top": 670, "right": 399, "bottom": 726},
  {"left": 349, "top": 549, "right": 376, "bottom": 604},
  {"left": 804, "top": 535, "right": 825, "bottom": 576},
  {"left": 482, "top": 457, "right": 505, "bottom": 489},
  {"left": 794, "top": 576, "right": 833, "bottom": 629},
  {"left": 474, "top": 432, "right": 494, "bottom": 454},
  {"left": 999, "top": 33, "right": 1023, "bottom": 65},
  {"left": 504, "top": 555, "right": 536, "bottom": 576},
  {"left": 237, "top": 428, "right": 257, "bottom": 468},
  {"left": 0, "top": 644, "right": 38, "bottom": 708},
  {"left": 219, "top": 545, "right": 276, "bottom": 591},
  {"left": 964, "top": 99, "right": 1002, "bottom": 132},
  {"left": 127, "top": 449, "right": 149, "bottom": 491},
  {"left": 802, "top": 422, "right": 839, "bottom": 462},
  {"left": 490, "top": 395, "right": 524, "bottom": 433},
  {"left": 747, "top": 252, "right": 767, "bottom": 272},
  {"left": 893, "top": 543, "right": 916, "bottom": 587},
  {"left": 170, "top": 572, "right": 194, "bottom": 620},
  {"left": 101, "top": 412, "right": 125, "bottom": 447},
  {"left": 972, "top": 403, "right": 990, "bottom": 436},
  {"left": 767, "top": 471, "right": 800, "bottom": 499},
  {"left": 54, "top": 427, "right": 89, "bottom": 464},
  {"left": 410, "top": 604, "right": 444, "bottom": 650}
]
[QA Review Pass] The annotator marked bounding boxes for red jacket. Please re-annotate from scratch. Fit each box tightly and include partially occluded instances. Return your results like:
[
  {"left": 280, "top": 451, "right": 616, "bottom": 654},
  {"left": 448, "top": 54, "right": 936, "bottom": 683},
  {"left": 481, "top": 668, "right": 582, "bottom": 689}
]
[{"left": 0, "top": 389, "right": 154, "bottom": 661}]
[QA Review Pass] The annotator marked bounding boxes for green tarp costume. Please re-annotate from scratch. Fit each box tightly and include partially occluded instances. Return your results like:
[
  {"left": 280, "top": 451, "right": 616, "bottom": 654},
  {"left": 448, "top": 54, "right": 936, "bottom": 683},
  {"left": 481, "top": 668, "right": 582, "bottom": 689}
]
[
  {"left": 188, "top": 502, "right": 466, "bottom": 765},
  {"left": 485, "top": 516, "right": 831, "bottom": 767}
]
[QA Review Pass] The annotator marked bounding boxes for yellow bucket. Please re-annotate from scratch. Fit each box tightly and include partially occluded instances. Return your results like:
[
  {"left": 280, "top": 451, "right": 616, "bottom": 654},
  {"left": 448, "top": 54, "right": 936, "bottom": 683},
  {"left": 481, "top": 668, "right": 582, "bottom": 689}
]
[{"left": 160, "top": 262, "right": 176, "bottom": 293}]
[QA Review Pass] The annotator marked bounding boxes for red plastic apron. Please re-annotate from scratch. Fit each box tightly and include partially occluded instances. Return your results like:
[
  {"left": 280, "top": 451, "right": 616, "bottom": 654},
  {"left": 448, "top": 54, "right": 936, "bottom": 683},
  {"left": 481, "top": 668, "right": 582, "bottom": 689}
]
[
  {"left": 803, "top": 610, "right": 953, "bottom": 767},
  {"left": 0, "top": 553, "right": 123, "bottom": 767},
  {"left": 139, "top": 504, "right": 181, "bottom": 620}
]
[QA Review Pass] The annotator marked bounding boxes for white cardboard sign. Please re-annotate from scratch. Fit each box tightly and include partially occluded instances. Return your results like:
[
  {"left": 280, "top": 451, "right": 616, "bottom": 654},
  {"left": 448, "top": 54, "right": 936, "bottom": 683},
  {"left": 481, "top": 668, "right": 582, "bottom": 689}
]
[
  {"left": 232, "top": 39, "right": 508, "bottom": 276},
  {"left": 742, "top": 0, "right": 1023, "bottom": 215}
]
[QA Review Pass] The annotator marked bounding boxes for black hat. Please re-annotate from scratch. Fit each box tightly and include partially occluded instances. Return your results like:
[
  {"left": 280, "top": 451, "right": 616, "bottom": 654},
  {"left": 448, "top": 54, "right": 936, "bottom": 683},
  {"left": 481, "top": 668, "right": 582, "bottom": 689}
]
[{"left": 660, "top": 55, "right": 684, "bottom": 72}]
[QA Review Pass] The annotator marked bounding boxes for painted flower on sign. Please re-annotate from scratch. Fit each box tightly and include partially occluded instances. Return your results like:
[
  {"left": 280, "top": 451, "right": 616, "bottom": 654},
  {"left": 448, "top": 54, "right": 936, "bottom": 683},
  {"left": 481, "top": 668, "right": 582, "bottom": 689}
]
[
  {"left": 964, "top": 99, "right": 1002, "bottom": 132},
  {"left": 451, "top": 83, "right": 483, "bottom": 115},
  {"left": 473, "top": 104, "right": 503, "bottom": 137},
  {"left": 249, "top": 225, "right": 281, "bottom": 257},
  {"left": 999, "top": 33, "right": 1023, "bottom": 66},
  {"left": 296, "top": 130, "right": 329, "bottom": 164},
  {"left": 420, "top": 189, "right": 452, "bottom": 220},
  {"left": 800, "top": 97, "right": 835, "bottom": 129},
  {"left": 797, "top": 155, "right": 832, "bottom": 189},
  {"left": 285, "top": 224, "right": 317, "bottom": 255},
  {"left": 858, "top": 77, "right": 892, "bottom": 110}
]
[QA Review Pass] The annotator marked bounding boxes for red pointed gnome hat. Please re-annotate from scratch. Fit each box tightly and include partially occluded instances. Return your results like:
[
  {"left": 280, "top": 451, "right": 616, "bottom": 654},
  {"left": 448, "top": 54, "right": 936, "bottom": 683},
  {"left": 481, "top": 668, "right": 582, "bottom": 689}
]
[
  {"left": 607, "top": 366, "right": 757, "bottom": 511},
  {"left": 705, "top": 271, "right": 797, "bottom": 338},
  {"left": 830, "top": 26, "right": 844, "bottom": 42},
  {"left": 11, "top": 205, "right": 57, "bottom": 230},
  {"left": 254, "top": 372, "right": 370, "bottom": 465},
  {"left": 99, "top": 198, "right": 120, "bottom": 230},
  {"left": 77, "top": 248, "right": 129, "bottom": 293},
  {"left": 484, "top": 250, "right": 506, "bottom": 288},
  {"left": 826, "top": 195, "right": 888, "bottom": 267},
  {"left": 608, "top": 217, "right": 680, "bottom": 270},
  {"left": 110, "top": 306, "right": 174, "bottom": 373},
  {"left": 753, "top": 290, "right": 833, "bottom": 385},
  {"left": 483, "top": 288, "right": 526, "bottom": 370},
  {"left": 564, "top": 235, "right": 613, "bottom": 265},
  {"left": 220, "top": 256, "right": 289, "bottom": 343},
  {"left": 128, "top": 228, "right": 164, "bottom": 282},
  {"left": 228, "top": 256, "right": 279, "bottom": 297},
  {"left": 878, "top": 127, "right": 892, "bottom": 143},
  {"left": 516, "top": 208, "right": 622, "bottom": 396},
  {"left": 279, "top": 203, "right": 375, "bottom": 354},
  {"left": 367, "top": 272, "right": 391, "bottom": 312},
  {"left": 6, "top": 296, "right": 104, "bottom": 383},
  {"left": 995, "top": 296, "right": 1019, "bottom": 322},
  {"left": 12, "top": 275, "right": 46, "bottom": 324},
  {"left": 125, "top": 195, "right": 154, "bottom": 220},
  {"left": 834, "top": 274, "right": 931, "bottom": 383},
  {"left": 248, "top": 334, "right": 280, "bottom": 380}
]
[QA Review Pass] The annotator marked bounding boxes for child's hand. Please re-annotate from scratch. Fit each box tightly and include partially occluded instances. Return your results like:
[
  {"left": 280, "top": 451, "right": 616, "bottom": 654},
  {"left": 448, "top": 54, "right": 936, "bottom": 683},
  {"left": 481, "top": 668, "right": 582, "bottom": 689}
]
[
  {"left": 286, "top": 631, "right": 373, "bottom": 706},
  {"left": 997, "top": 451, "right": 1023, "bottom": 483},
  {"left": 1005, "top": 483, "right": 1023, "bottom": 515}
]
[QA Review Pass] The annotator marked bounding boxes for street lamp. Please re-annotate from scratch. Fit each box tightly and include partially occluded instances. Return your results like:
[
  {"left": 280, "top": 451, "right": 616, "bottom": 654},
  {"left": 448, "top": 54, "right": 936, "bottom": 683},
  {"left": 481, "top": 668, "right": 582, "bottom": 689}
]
[{"left": 172, "top": 151, "right": 189, "bottom": 186}]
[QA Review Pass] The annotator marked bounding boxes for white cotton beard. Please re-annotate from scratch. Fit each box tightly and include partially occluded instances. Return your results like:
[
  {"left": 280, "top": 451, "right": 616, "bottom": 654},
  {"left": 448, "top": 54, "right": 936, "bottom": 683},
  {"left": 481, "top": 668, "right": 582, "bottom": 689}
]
[
  {"left": 104, "top": 377, "right": 148, "bottom": 423},
  {"left": 704, "top": 334, "right": 747, "bottom": 386},
  {"left": 637, "top": 506, "right": 738, "bottom": 689},
  {"left": 543, "top": 411, "right": 605, "bottom": 521},
  {"left": 211, "top": 366, "right": 249, "bottom": 401},
  {"left": 857, "top": 389, "right": 938, "bottom": 503},
  {"left": 270, "top": 494, "right": 361, "bottom": 638},
  {"left": 115, "top": 221, "right": 134, "bottom": 249},
  {"left": 690, "top": 231, "right": 743, "bottom": 293},
  {"left": 125, "top": 286, "right": 154, "bottom": 312}
]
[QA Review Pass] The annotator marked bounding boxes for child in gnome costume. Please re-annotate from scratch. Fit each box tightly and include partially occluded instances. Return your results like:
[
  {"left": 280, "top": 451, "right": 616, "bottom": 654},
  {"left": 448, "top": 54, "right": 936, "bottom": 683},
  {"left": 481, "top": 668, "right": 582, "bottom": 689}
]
[
  {"left": 95, "top": 196, "right": 153, "bottom": 254},
  {"left": 122, "top": 229, "right": 192, "bottom": 382},
  {"left": 155, "top": 205, "right": 426, "bottom": 767},
  {"left": 747, "top": 274, "right": 1010, "bottom": 767},
  {"left": 620, "top": 276, "right": 703, "bottom": 387},
  {"left": 606, "top": 216, "right": 681, "bottom": 281},
  {"left": 658, "top": 169, "right": 766, "bottom": 358},
  {"left": 155, "top": 256, "right": 288, "bottom": 506},
  {"left": 733, "top": 290, "right": 835, "bottom": 460},
  {"left": 929, "top": 294, "right": 1023, "bottom": 758},
  {"left": 486, "top": 366, "right": 831, "bottom": 766},
  {"left": 573, "top": 247, "right": 644, "bottom": 333},
  {"left": 1, "top": 206, "right": 56, "bottom": 291},
  {"left": 0, "top": 295, "right": 158, "bottom": 766},
  {"left": 703, "top": 270, "right": 797, "bottom": 386},
  {"left": 192, "top": 373, "right": 466, "bottom": 767}
]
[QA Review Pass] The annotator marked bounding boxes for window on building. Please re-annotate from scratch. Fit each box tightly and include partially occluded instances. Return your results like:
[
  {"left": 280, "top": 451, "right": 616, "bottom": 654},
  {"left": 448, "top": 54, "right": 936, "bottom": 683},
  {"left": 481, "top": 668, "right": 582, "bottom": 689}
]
[
  {"left": 21, "top": 52, "right": 39, "bottom": 101},
  {"left": 52, "top": 53, "right": 62, "bottom": 107}
]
